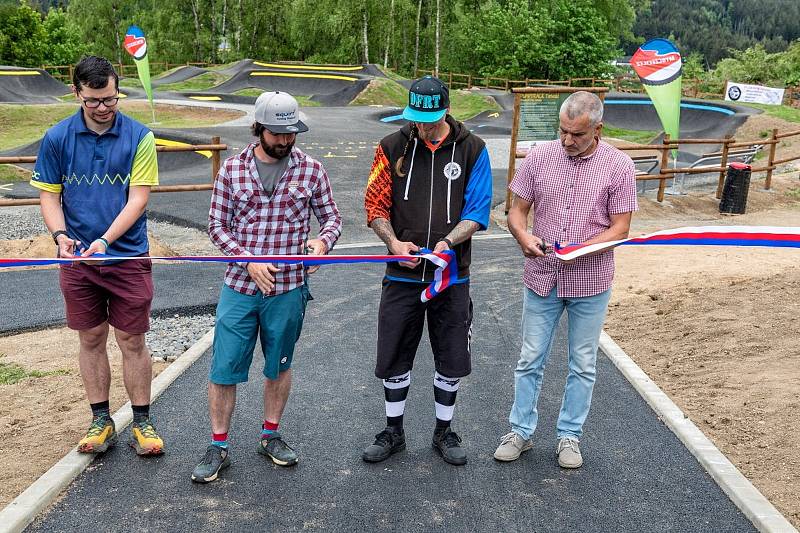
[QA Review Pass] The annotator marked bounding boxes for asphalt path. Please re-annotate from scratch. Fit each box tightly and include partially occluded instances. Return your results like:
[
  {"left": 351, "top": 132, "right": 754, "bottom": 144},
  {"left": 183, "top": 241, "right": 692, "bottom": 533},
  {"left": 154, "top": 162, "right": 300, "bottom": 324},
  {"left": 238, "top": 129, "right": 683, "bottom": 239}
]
[
  {"left": 0, "top": 262, "right": 224, "bottom": 334},
  {"left": 147, "top": 107, "right": 511, "bottom": 243},
  {"left": 27, "top": 240, "right": 753, "bottom": 532}
]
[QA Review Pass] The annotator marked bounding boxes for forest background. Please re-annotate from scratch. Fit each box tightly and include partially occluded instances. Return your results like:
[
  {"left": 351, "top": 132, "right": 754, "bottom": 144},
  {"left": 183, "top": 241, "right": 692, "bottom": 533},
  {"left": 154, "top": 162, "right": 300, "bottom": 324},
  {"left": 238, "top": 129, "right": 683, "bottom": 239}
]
[{"left": 1, "top": 0, "right": 799, "bottom": 91}]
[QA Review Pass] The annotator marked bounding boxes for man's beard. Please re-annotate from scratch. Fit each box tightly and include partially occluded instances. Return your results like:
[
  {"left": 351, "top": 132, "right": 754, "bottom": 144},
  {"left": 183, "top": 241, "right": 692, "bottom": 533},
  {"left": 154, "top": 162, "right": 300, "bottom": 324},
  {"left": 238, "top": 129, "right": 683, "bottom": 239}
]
[{"left": 260, "top": 134, "right": 294, "bottom": 159}]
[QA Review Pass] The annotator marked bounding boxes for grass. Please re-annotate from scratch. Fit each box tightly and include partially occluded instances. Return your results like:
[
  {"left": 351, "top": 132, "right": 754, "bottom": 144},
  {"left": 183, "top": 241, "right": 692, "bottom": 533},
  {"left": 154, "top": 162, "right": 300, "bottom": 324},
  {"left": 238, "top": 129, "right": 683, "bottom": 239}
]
[
  {"left": 603, "top": 125, "right": 659, "bottom": 144},
  {"left": 449, "top": 90, "right": 501, "bottom": 121},
  {"left": 231, "top": 88, "right": 321, "bottom": 106},
  {"left": 349, "top": 78, "right": 408, "bottom": 107},
  {"left": 0, "top": 103, "right": 243, "bottom": 150},
  {"left": 207, "top": 61, "right": 241, "bottom": 71},
  {"left": 119, "top": 77, "right": 142, "bottom": 89},
  {"left": 377, "top": 66, "right": 407, "bottom": 82},
  {"left": 348, "top": 78, "right": 499, "bottom": 120},
  {"left": 158, "top": 72, "right": 228, "bottom": 92},
  {"left": 121, "top": 71, "right": 228, "bottom": 92},
  {"left": 118, "top": 101, "right": 243, "bottom": 127},
  {"left": 0, "top": 104, "right": 76, "bottom": 151},
  {"left": 744, "top": 103, "right": 800, "bottom": 123},
  {"left": 233, "top": 88, "right": 264, "bottom": 97},
  {"left": 0, "top": 165, "right": 30, "bottom": 183},
  {"left": 0, "top": 360, "right": 70, "bottom": 385},
  {"left": 787, "top": 187, "right": 800, "bottom": 199}
]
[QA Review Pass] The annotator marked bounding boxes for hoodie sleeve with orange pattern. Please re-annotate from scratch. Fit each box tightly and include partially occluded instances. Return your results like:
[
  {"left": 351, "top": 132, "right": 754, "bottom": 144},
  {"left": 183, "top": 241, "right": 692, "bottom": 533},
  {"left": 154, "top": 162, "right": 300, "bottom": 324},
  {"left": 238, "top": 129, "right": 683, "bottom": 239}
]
[{"left": 364, "top": 144, "right": 393, "bottom": 225}]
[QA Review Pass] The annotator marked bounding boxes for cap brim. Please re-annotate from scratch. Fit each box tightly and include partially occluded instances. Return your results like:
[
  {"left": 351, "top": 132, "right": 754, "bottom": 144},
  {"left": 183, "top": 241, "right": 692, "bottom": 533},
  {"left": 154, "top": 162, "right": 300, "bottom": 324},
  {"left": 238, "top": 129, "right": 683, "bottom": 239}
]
[
  {"left": 265, "top": 120, "right": 309, "bottom": 134},
  {"left": 402, "top": 106, "right": 446, "bottom": 123}
]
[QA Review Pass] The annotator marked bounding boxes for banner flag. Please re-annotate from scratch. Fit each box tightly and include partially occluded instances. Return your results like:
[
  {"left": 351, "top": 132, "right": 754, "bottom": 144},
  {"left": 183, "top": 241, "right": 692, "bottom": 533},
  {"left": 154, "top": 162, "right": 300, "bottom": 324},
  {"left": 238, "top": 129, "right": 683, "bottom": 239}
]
[
  {"left": 553, "top": 226, "right": 800, "bottom": 261},
  {"left": 0, "top": 250, "right": 458, "bottom": 303},
  {"left": 123, "top": 25, "right": 154, "bottom": 115},
  {"left": 631, "top": 38, "right": 682, "bottom": 150}
]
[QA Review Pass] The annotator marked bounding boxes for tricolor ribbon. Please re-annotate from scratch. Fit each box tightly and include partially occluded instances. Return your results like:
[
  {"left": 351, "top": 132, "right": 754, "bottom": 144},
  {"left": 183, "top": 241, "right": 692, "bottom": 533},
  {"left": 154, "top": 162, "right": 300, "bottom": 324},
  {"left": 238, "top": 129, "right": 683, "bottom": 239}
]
[
  {"left": 0, "top": 249, "right": 458, "bottom": 302},
  {"left": 554, "top": 226, "right": 800, "bottom": 261}
]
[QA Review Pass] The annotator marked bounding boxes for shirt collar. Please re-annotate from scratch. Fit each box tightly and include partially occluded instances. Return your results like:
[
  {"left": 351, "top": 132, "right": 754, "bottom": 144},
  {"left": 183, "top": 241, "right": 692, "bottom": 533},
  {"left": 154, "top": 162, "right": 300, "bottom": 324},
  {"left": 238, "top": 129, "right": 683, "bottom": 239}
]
[
  {"left": 561, "top": 139, "right": 603, "bottom": 162},
  {"left": 71, "top": 108, "right": 123, "bottom": 137}
]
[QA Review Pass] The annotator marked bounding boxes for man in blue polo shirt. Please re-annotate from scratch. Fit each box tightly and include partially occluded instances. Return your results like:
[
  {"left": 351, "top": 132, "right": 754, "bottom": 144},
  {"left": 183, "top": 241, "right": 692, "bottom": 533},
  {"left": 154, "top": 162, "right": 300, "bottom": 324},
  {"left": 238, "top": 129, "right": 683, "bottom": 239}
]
[{"left": 30, "top": 55, "right": 163, "bottom": 457}]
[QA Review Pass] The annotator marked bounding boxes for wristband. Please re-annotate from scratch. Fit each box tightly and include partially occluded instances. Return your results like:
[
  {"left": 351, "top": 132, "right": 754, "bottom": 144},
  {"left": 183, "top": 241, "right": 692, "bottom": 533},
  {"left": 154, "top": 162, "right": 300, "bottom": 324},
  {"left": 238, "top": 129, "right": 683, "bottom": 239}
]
[
  {"left": 439, "top": 238, "right": 453, "bottom": 249},
  {"left": 52, "top": 230, "right": 68, "bottom": 245},
  {"left": 95, "top": 237, "right": 110, "bottom": 250}
]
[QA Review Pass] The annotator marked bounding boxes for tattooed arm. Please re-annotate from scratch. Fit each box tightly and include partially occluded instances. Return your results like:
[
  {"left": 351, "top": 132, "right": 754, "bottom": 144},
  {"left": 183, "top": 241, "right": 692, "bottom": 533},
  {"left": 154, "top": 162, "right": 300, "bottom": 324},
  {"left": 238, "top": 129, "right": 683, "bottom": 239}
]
[
  {"left": 370, "top": 217, "right": 419, "bottom": 268},
  {"left": 433, "top": 220, "right": 480, "bottom": 253}
]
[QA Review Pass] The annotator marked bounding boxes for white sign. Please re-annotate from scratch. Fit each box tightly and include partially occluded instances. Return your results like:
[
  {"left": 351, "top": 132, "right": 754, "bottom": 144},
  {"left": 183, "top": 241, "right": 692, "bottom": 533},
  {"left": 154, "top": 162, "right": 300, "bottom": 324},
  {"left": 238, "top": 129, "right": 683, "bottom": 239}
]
[{"left": 725, "top": 81, "right": 785, "bottom": 106}]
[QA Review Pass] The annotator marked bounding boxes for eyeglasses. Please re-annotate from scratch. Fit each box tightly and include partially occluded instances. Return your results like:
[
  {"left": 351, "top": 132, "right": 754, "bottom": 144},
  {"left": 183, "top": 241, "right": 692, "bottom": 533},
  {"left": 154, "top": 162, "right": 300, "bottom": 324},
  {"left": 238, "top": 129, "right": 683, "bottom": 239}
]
[{"left": 79, "top": 95, "right": 120, "bottom": 108}]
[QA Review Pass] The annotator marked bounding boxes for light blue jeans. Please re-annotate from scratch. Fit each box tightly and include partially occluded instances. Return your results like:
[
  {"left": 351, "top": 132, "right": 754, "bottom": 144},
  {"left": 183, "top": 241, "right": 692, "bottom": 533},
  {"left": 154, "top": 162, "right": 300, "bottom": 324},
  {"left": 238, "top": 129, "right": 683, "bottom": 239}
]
[{"left": 509, "top": 286, "right": 611, "bottom": 441}]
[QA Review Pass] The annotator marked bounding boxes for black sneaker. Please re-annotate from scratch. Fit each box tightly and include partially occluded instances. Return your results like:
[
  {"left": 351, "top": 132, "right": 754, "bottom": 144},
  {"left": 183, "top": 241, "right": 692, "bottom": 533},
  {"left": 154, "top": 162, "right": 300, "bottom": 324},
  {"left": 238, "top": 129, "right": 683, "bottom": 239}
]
[
  {"left": 257, "top": 431, "right": 298, "bottom": 466},
  {"left": 432, "top": 427, "right": 467, "bottom": 466},
  {"left": 362, "top": 426, "right": 406, "bottom": 463},
  {"left": 191, "top": 445, "right": 231, "bottom": 483}
]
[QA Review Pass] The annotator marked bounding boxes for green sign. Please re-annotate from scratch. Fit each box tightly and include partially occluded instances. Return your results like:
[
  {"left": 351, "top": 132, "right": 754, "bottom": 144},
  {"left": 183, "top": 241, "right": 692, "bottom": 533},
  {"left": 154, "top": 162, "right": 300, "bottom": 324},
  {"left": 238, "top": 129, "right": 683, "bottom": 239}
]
[{"left": 516, "top": 92, "right": 569, "bottom": 142}]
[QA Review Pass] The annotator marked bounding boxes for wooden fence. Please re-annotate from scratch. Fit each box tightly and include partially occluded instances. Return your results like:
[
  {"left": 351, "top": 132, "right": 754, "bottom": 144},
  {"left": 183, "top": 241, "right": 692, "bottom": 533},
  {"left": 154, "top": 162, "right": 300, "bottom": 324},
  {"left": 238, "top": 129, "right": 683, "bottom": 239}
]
[
  {"left": 0, "top": 138, "right": 226, "bottom": 208},
  {"left": 511, "top": 128, "right": 800, "bottom": 204}
]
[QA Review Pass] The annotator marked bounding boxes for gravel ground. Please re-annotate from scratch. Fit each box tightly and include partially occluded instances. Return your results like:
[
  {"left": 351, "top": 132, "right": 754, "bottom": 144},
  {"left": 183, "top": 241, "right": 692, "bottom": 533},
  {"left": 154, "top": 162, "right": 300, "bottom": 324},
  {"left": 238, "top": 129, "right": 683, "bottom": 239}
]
[
  {"left": 0, "top": 208, "right": 217, "bottom": 360},
  {"left": 0, "top": 205, "right": 46, "bottom": 240},
  {"left": 146, "top": 312, "right": 215, "bottom": 361}
]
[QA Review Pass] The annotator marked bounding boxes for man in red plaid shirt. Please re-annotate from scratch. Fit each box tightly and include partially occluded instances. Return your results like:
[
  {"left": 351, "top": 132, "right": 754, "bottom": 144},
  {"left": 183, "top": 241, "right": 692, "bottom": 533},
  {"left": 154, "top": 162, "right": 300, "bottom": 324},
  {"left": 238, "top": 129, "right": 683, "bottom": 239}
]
[
  {"left": 494, "top": 91, "right": 638, "bottom": 469},
  {"left": 192, "top": 92, "right": 341, "bottom": 483}
]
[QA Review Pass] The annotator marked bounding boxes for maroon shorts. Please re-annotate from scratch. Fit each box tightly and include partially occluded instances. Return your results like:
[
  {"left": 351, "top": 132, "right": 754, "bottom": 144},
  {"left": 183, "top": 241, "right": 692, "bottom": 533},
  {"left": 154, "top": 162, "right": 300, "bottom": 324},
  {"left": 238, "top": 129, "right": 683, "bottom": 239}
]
[{"left": 59, "top": 257, "right": 154, "bottom": 334}]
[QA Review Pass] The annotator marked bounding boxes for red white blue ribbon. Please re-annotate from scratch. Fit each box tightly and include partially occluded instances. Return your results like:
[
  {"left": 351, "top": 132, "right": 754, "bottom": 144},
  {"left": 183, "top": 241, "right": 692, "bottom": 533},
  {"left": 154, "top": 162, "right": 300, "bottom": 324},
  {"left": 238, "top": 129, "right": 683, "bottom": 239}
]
[
  {"left": 554, "top": 226, "right": 800, "bottom": 261},
  {"left": 0, "top": 249, "right": 457, "bottom": 302}
]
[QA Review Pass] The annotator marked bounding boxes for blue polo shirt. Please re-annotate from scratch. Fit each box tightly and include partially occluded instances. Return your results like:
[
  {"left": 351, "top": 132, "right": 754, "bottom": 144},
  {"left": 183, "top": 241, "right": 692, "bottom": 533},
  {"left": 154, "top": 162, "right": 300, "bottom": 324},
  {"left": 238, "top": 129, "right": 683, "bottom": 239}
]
[{"left": 31, "top": 109, "right": 158, "bottom": 257}]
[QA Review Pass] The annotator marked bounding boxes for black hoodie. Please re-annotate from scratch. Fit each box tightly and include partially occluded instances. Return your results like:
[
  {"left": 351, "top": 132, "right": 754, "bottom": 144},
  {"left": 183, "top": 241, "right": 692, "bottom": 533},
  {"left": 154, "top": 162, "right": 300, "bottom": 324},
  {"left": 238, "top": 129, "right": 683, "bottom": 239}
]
[{"left": 365, "top": 115, "right": 490, "bottom": 282}]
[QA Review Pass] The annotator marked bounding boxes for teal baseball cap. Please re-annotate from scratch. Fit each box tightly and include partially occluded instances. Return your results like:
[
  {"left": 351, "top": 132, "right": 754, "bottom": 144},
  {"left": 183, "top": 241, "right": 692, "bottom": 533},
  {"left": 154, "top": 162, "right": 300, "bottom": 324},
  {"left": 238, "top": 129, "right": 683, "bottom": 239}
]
[{"left": 402, "top": 76, "right": 449, "bottom": 123}]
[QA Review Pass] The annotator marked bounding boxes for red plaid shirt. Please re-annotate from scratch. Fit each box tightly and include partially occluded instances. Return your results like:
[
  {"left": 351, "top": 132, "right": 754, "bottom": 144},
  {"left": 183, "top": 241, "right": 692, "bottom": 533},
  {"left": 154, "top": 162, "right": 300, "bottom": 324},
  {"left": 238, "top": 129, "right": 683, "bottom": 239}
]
[
  {"left": 208, "top": 143, "right": 342, "bottom": 296},
  {"left": 509, "top": 140, "right": 638, "bottom": 298}
]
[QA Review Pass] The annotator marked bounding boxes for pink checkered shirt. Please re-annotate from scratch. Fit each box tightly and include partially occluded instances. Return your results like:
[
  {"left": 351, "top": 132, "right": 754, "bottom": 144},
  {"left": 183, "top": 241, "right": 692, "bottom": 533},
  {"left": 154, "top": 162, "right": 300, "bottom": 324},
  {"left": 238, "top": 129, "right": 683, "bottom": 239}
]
[
  {"left": 509, "top": 140, "right": 638, "bottom": 298},
  {"left": 208, "top": 143, "right": 342, "bottom": 296}
]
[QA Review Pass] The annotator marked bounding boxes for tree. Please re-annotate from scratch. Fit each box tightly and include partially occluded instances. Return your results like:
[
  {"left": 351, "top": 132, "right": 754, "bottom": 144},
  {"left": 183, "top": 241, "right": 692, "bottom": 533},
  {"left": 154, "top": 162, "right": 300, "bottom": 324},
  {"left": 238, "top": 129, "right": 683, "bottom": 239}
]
[
  {"left": 0, "top": 1, "right": 47, "bottom": 67},
  {"left": 42, "top": 8, "right": 87, "bottom": 66}
]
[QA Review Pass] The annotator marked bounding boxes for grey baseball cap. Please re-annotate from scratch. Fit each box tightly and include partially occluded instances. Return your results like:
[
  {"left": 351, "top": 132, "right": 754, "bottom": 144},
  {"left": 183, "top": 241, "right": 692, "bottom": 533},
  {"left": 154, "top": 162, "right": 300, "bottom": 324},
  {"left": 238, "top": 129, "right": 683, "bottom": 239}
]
[{"left": 254, "top": 91, "right": 308, "bottom": 133}]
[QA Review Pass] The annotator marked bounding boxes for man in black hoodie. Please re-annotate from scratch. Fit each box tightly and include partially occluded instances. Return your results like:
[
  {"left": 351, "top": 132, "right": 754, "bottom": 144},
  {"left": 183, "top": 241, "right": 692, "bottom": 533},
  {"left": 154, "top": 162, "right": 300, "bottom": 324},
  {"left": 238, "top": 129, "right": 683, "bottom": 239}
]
[{"left": 363, "top": 76, "right": 492, "bottom": 465}]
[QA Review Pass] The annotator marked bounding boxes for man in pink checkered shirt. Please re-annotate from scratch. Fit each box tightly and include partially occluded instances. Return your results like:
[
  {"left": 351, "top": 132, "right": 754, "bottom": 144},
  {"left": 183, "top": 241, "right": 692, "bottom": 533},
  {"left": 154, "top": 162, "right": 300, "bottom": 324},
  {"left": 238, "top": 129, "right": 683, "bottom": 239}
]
[
  {"left": 494, "top": 91, "right": 638, "bottom": 469},
  {"left": 193, "top": 92, "right": 341, "bottom": 484}
]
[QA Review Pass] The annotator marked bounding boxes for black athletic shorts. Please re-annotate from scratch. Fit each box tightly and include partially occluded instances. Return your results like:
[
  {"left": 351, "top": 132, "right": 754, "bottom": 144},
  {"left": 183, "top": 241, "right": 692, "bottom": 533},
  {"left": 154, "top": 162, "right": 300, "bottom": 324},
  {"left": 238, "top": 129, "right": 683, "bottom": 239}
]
[{"left": 375, "top": 278, "right": 473, "bottom": 379}]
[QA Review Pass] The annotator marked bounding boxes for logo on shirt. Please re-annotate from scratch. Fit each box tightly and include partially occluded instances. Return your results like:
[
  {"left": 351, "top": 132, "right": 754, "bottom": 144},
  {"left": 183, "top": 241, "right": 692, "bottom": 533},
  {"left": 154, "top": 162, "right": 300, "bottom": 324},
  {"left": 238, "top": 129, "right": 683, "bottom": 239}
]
[{"left": 443, "top": 162, "right": 462, "bottom": 181}]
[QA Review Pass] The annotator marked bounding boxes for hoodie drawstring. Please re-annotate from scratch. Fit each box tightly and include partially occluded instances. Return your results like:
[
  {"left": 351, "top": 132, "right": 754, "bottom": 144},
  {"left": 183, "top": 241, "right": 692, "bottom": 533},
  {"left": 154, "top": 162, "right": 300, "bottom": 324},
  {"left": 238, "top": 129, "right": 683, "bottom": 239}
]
[
  {"left": 446, "top": 141, "right": 457, "bottom": 224},
  {"left": 403, "top": 138, "right": 418, "bottom": 201}
]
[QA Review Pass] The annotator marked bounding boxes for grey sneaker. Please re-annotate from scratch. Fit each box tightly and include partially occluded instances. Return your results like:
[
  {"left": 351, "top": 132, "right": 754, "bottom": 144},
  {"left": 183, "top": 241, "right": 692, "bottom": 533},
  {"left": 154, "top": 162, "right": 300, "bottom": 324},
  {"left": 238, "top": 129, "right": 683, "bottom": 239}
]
[
  {"left": 362, "top": 426, "right": 406, "bottom": 463},
  {"left": 191, "top": 445, "right": 231, "bottom": 483},
  {"left": 494, "top": 431, "right": 533, "bottom": 462},
  {"left": 557, "top": 437, "right": 583, "bottom": 468},
  {"left": 258, "top": 431, "right": 298, "bottom": 466},
  {"left": 432, "top": 426, "right": 467, "bottom": 466}
]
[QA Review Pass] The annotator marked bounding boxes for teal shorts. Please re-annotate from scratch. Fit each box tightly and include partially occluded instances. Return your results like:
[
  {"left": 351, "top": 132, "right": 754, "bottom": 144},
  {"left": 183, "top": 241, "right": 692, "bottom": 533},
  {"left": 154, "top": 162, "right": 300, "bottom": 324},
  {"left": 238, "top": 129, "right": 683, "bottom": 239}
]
[{"left": 210, "top": 283, "right": 312, "bottom": 383}]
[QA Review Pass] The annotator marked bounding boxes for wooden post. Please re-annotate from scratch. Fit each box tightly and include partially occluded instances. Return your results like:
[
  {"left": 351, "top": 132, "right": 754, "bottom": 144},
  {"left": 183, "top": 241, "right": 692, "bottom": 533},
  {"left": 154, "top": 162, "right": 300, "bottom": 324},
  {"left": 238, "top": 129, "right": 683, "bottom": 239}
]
[
  {"left": 716, "top": 136, "right": 732, "bottom": 199},
  {"left": 657, "top": 135, "right": 671, "bottom": 203},
  {"left": 765, "top": 128, "right": 778, "bottom": 190},
  {"left": 211, "top": 136, "right": 222, "bottom": 179},
  {"left": 467, "top": 74, "right": 472, "bottom": 88},
  {"left": 448, "top": 71, "right": 452, "bottom": 87},
  {"left": 504, "top": 93, "right": 522, "bottom": 214}
]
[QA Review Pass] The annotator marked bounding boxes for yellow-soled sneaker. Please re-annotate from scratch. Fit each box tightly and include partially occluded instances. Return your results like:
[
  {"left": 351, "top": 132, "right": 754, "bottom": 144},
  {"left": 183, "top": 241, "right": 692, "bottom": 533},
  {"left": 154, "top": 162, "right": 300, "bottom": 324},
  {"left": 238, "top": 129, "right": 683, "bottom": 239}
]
[
  {"left": 129, "top": 418, "right": 165, "bottom": 456},
  {"left": 78, "top": 417, "right": 117, "bottom": 454}
]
